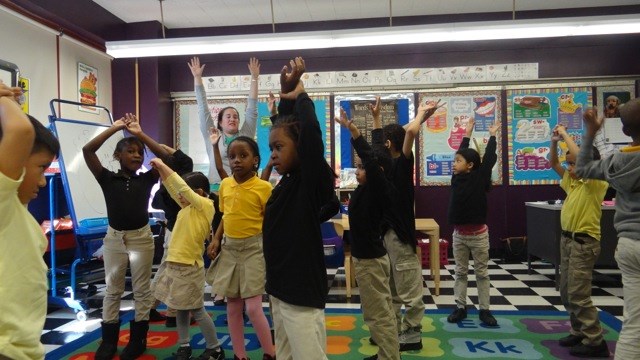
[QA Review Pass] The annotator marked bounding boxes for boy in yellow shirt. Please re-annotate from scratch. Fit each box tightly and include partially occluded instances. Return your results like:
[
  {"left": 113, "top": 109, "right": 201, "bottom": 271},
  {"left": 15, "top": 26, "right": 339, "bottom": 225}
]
[{"left": 549, "top": 124, "right": 609, "bottom": 358}]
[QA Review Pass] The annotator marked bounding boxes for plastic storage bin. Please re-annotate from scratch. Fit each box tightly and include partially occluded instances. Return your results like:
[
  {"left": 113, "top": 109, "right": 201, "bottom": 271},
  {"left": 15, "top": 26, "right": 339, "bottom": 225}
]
[{"left": 418, "top": 238, "right": 449, "bottom": 268}]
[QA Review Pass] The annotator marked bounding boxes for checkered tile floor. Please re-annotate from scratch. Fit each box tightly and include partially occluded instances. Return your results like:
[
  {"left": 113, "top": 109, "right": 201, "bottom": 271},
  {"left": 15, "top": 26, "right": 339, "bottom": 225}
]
[{"left": 42, "top": 259, "right": 624, "bottom": 355}]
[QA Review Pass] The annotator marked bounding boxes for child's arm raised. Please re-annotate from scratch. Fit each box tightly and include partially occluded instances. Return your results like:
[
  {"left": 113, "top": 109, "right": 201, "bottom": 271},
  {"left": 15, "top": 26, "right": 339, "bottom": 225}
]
[
  {"left": 549, "top": 125, "right": 565, "bottom": 177},
  {"left": 0, "top": 86, "right": 33, "bottom": 180},
  {"left": 83, "top": 117, "right": 127, "bottom": 178},
  {"left": 334, "top": 107, "right": 361, "bottom": 140},
  {"left": 209, "top": 127, "right": 228, "bottom": 179},
  {"left": 576, "top": 108, "right": 608, "bottom": 180},
  {"left": 369, "top": 96, "right": 385, "bottom": 146},
  {"left": 403, "top": 99, "right": 442, "bottom": 157},
  {"left": 479, "top": 120, "right": 499, "bottom": 178},
  {"left": 458, "top": 118, "right": 475, "bottom": 151}
]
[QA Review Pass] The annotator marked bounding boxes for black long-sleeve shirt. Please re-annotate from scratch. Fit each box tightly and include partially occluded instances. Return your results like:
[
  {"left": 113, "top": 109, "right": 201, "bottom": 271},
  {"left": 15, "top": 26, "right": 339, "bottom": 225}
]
[
  {"left": 372, "top": 129, "right": 416, "bottom": 247},
  {"left": 263, "top": 92, "right": 334, "bottom": 309},
  {"left": 151, "top": 150, "right": 193, "bottom": 231},
  {"left": 448, "top": 136, "right": 497, "bottom": 225},
  {"left": 348, "top": 135, "right": 391, "bottom": 259}
]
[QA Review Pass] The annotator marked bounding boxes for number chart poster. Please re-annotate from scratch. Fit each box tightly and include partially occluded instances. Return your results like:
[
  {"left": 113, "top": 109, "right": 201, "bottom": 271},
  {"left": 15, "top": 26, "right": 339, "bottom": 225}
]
[
  {"left": 419, "top": 91, "right": 502, "bottom": 186},
  {"left": 507, "top": 87, "right": 592, "bottom": 185},
  {"left": 335, "top": 93, "right": 413, "bottom": 172}
]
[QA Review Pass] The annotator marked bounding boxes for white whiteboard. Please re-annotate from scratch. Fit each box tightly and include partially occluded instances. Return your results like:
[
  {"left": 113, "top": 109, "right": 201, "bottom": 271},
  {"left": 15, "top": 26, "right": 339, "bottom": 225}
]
[{"left": 51, "top": 119, "right": 123, "bottom": 235}]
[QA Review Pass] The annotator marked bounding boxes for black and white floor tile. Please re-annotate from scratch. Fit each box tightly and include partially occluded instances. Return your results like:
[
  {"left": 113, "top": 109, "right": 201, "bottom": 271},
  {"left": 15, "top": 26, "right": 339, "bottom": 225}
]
[{"left": 42, "top": 259, "right": 624, "bottom": 355}]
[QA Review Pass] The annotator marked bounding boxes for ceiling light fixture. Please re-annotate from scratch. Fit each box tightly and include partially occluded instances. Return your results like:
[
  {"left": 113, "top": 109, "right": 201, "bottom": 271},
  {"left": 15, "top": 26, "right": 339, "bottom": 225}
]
[{"left": 105, "top": 14, "right": 640, "bottom": 58}]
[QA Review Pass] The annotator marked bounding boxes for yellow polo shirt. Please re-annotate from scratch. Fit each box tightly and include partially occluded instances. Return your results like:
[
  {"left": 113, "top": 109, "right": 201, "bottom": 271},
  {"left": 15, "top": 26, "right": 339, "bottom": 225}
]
[
  {"left": 164, "top": 172, "right": 214, "bottom": 268},
  {"left": 219, "top": 175, "right": 272, "bottom": 238},
  {"left": 0, "top": 170, "right": 48, "bottom": 360},
  {"left": 560, "top": 171, "right": 609, "bottom": 240}
]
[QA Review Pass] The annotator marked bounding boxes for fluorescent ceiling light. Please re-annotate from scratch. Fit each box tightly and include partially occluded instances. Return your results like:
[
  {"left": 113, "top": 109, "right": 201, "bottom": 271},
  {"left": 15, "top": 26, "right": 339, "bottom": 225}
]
[{"left": 106, "top": 14, "right": 640, "bottom": 58}]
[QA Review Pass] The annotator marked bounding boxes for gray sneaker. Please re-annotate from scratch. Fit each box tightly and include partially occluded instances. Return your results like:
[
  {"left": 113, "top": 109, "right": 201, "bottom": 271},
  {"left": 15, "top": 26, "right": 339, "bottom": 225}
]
[{"left": 399, "top": 327, "right": 423, "bottom": 351}]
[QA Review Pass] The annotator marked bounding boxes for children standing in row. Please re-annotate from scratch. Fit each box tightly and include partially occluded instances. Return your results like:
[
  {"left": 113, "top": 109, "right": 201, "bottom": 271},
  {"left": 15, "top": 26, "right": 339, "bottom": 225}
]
[
  {"left": 83, "top": 113, "right": 170, "bottom": 360},
  {"left": 262, "top": 58, "right": 335, "bottom": 360},
  {"left": 0, "top": 84, "right": 60, "bottom": 360},
  {"left": 336, "top": 107, "right": 400, "bottom": 360},
  {"left": 206, "top": 136, "right": 275, "bottom": 360},
  {"left": 369, "top": 96, "right": 442, "bottom": 351},
  {"left": 576, "top": 101, "right": 640, "bottom": 360},
  {"left": 549, "top": 124, "right": 610, "bottom": 358},
  {"left": 150, "top": 158, "right": 225, "bottom": 360},
  {"left": 447, "top": 118, "right": 499, "bottom": 326}
]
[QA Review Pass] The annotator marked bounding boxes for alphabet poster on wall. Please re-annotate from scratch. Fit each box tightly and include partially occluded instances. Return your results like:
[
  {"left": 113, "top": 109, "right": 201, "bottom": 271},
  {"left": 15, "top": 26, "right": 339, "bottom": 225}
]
[
  {"left": 418, "top": 91, "right": 502, "bottom": 186},
  {"left": 507, "top": 87, "right": 592, "bottom": 185},
  {"left": 334, "top": 93, "right": 413, "bottom": 173}
]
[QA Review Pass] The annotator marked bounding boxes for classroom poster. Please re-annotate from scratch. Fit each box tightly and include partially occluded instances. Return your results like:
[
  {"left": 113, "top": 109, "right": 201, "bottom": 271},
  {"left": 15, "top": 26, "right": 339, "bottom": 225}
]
[
  {"left": 78, "top": 62, "right": 99, "bottom": 114},
  {"left": 596, "top": 84, "right": 635, "bottom": 144},
  {"left": 18, "top": 76, "right": 29, "bottom": 114},
  {"left": 507, "top": 87, "right": 592, "bottom": 185},
  {"left": 418, "top": 91, "right": 502, "bottom": 186},
  {"left": 256, "top": 95, "right": 331, "bottom": 172},
  {"left": 334, "top": 93, "right": 413, "bottom": 173}
]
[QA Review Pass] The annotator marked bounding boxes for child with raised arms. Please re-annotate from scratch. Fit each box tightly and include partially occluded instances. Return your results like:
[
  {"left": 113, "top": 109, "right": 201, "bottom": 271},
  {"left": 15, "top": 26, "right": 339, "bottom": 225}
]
[
  {"left": 206, "top": 135, "right": 275, "bottom": 360},
  {"left": 83, "top": 113, "right": 170, "bottom": 360},
  {"left": 446, "top": 118, "right": 499, "bottom": 327},
  {"left": 262, "top": 58, "right": 335, "bottom": 360},
  {"left": 150, "top": 158, "right": 225, "bottom": 360},
  {"left": 0, "top": 84, "right": 60, "bottom": 360}
]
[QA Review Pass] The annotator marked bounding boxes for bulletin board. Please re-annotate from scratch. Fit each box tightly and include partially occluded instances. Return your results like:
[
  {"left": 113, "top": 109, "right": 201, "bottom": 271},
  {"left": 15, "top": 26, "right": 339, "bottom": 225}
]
[
  {"left": 175, "top": 95, "right": 331, "bottom": 175},
  {"left": 418, "top": 91, "right": 503, "bottom": 186},
  {"left": 507, "top": 86, "right": 592, "bottom": 185},
  {"left": 334, "top": 93, "right": 414, "bottom": 172}
]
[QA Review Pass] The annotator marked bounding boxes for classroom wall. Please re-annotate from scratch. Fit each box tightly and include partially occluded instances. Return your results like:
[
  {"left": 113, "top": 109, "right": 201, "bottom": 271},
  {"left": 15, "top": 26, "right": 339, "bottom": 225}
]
[{"left": 0, "top": 4, "right": 113, "bottom": 125}]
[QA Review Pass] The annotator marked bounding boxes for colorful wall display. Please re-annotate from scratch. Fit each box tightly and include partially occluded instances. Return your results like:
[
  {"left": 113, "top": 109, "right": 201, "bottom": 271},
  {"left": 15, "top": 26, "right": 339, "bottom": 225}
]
[
  {"left": 334, "top": 93, "right": 413, "bottom": 173},
  {"left": 507, "top": 87, "right": 592, "bottom": 185},
  {"left": 418, "top": 91, "right": 503, "bottom": 186}
]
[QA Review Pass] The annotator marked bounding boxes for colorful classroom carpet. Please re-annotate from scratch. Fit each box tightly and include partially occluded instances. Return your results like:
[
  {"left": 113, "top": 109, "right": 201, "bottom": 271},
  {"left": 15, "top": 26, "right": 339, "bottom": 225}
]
[{"left": 48, "top": 308, "right": 621, "bottom": 359}]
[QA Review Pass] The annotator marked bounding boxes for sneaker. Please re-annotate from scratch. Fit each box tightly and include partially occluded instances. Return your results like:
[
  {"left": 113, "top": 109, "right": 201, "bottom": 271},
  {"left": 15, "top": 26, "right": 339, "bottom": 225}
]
[
  {"left": 479, "top": 310, "right": 498, "bottom": 326},
  {"left": 368, "top": 337, "right": 377, "bottom": 346},
  {"left": 447, "top": 307, "right": 467, "bottom": 323},
  {"left": 399, "top": 327, "right": 423, "bottom": 351},
  {"left": 262, "top": 354, "right": 275, "bottom": 360},
  {"left": 559, "top": 334, "right": 586, "bottom": 347},
  {"left": 363, "top": 355, "right": 378, "bottom": 360},
  {"left": 173, "top": 346, "right": 192, "bottom": 360},
  {"left": 569, "top": 341, "right": 610, "bottom": 358},
  {"left": 149, "top": 309, "right": 166, "bottom": 322},
  {"left": 198, "top": 347, "right": 225, "bottom": 360}
]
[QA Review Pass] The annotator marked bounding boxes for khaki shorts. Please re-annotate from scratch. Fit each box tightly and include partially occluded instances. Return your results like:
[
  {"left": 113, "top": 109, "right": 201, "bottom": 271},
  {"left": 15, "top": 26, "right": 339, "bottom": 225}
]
[
  {"left": 208, "top": 234, "right": 266, "bottom": 299},
  {"left": 154, "top": 261, "right": 205, "bottom": 310}
]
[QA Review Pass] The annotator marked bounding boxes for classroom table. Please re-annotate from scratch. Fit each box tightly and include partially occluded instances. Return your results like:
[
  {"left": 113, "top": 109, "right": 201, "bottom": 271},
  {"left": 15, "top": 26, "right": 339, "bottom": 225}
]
[{"left": 331, "top": 216, "right": 441, "bottom": 296}]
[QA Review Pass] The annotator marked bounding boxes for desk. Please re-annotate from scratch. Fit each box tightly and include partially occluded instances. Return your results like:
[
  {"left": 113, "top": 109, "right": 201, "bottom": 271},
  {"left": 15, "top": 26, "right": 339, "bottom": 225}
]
[
  {"left": 331, "top": 216, "right": 441, "bottom": 296},
  {"left": 525, "top": 202, "right": 618, "bottom": 290}
]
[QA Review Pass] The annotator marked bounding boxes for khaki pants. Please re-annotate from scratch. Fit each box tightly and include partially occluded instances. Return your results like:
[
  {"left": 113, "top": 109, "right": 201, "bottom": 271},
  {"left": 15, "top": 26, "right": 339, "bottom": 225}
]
[
  {"left": 270, "top": 296, "right": 328, "bottom": 360},
  {"left": 354, "top": 255, "right": 400, "bottom": 360},
  {"left": 614, "top": 237, "right": 640, "bottom": 360},
  {"left": 452, "top": 229, "right": 491, "bottom": 310},
  {"left": 383, "top": 229, "right": 425, "bottom": 331},
  {"left": 102, "top": 224, "right": 155, "bottom": 322},
  {"left": 559, "top": 233, "right": 603, "bottom": 345}
]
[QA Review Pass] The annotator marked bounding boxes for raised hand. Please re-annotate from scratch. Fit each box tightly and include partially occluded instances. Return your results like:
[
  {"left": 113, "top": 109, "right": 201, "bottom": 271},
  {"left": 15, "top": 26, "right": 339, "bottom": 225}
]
[
  {"left": 583, "top": 107, "right": 604, "bottom": 137},
  {"left": 248, "top": 57, "right": 260, "bottom": 79},
  {"left": 280, "top": 57, "right": 306, "bottom": 94},
  {"left": 112, "top": 117, "right": 128, "bottom": 129},
  {"left": 0, "top": 81, "right": 22, "bottom": 103},
  {"left": 188, "top": 57, "right": 205, "bottom": 78},
  {"left": 465, "top": 118, "right": 476, "bottom": 138},
  {"left": 551, "top": 125, "right": 562, "bottom": 142},
  {"left": 149, "top": 157, "right": 165, "bottom": 169},
  {"left": 420, "top": 99, "right": 444, "bottom": 119},
  {"left": 124, "top": 113, "right": 142, "bottom": 135},
  {"left": 267, "top": 91, "right": 277, "bottom": 116},
  {"left": 334, "top": 107, "right": 357, "bottom": 132},
  {"left": 368, "top": 96, "right": 381, "bottom": 119},
  {"left": 488, "top": 120, "right": 500, "bottom": 136},
  {"left": 209, "top": 127, "right": 222, "bottom": 145}
]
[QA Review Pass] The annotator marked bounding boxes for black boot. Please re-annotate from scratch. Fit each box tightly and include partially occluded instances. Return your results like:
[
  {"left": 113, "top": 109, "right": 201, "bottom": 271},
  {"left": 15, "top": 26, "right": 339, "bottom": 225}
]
[
  {"left": 95, "top": 321, "right": 120, "bottom": 360},
  {"left": 120, "top": 320, "right": 148, "bottom": 360}
]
